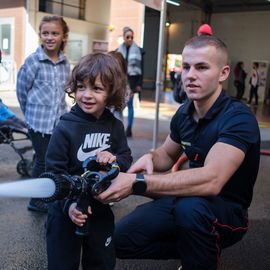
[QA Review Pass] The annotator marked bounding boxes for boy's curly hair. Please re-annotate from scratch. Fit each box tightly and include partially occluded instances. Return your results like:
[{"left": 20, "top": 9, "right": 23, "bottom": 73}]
[{"left": 65, "top": 53, "right": 127, "bottom": 111}]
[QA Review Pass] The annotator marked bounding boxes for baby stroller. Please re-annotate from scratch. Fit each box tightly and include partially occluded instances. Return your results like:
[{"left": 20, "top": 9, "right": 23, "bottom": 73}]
[{"left": 0, "top": 98, "right": 34, "bottom": 177}]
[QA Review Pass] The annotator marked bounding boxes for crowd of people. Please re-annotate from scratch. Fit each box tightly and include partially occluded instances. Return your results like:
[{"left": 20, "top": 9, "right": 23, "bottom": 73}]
[
  {"left": 233, "top": 61, "right": 262, "bottom": 106},
  {"left": 14, "top": 17, "right": 262, "bottom": 270}
]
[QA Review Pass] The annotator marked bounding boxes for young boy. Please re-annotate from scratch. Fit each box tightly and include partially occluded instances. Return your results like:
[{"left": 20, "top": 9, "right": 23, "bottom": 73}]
[{"left": 45, "top": 53, "right": 132, "bottom": 270}]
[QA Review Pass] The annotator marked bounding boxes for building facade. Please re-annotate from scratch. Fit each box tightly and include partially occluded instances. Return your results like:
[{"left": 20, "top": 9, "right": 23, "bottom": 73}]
[
  {"left": 1, "top": 1, "right": 270, "bottom": 100},
  {"left": 0, "top": 0, "right": 111, "bottom": 89}
]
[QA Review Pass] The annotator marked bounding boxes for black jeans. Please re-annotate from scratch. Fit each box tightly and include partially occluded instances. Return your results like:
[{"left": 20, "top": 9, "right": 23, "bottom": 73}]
[
  {"left": 248, "top": 85, "right": 259, "bottom": 105},
  {"left": 28, "top": 129, "right": 51, "bottom": 178},
  {"left": 46, "top": 203, "right": 115, "bottom": 270},
  {"left": 236, "top": 83, "right": 245, "bottom": 100},
  {"left": 115, "top": 196, "right": 248, "bottom": 270}
]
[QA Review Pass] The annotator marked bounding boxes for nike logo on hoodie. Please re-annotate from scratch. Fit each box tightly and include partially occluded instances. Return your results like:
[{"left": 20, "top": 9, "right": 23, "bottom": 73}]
[{"left": 77, "top": 133, "right": 111, "bottom": 161}]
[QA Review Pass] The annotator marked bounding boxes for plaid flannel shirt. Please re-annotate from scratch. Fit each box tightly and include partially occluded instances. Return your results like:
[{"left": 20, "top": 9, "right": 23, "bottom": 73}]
[{"left": 16, "top": 46, "right": 70, "bottom": 134}]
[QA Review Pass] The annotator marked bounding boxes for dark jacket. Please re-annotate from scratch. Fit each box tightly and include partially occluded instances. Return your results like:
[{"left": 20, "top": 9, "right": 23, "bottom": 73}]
[{"left": 46, "top": 104, "right": 132, "bottom": 214}]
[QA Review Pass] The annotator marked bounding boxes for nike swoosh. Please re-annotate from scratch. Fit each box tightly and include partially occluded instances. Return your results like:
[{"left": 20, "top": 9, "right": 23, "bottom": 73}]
[
  {"left": 77, "top": 144, "right": 110, "bottom": 162},
  {"left": 105, "top": 236, "right": 112, "bottom": 247}
]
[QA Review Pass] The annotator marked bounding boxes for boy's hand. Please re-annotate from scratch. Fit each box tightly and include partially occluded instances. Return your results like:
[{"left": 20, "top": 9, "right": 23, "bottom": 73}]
[
  {"left": 96, "top": 151, "right": 116, "bottom": 165},
  {"left": 68, "top": 203, "right": 92, "bottom": 227}
]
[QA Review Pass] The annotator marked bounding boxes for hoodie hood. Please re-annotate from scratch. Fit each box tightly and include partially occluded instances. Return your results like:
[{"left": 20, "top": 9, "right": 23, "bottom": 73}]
[{"left": 61, "top": 103, "right": 113, "bottom": 124}]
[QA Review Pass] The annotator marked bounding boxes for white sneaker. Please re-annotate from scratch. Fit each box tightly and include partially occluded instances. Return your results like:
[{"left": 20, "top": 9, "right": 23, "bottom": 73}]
[{"left": 177, "top": 266, "right": 182, "bottom": 270}]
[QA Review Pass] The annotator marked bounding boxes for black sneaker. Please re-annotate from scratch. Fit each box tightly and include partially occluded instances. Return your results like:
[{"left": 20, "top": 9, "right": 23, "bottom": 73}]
[{"left": 27, "top": 198, "right": 48, "bottom": 213}]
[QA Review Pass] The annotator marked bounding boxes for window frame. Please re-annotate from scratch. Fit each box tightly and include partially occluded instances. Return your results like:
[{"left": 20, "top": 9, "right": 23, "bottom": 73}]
[{"left": 38, "top": 0, "right": 85, "bottom": 20}]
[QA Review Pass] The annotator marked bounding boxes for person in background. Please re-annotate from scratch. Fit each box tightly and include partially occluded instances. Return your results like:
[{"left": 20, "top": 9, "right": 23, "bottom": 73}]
[
  {"left": 234, "top": 61, "right": 247, "bottom": 100},
  {"left": 16, "top": 15, "right": 70, "bottom": 213},
  {"left": 172, "top": 69, "right": 186, "bottom": 104},
  {"left": 97, "top": 35, "right": 260, "bottom": 270},
  {"left": 197, "top": 23, "right": 213, "bottom": 36},
  {"left": 170, "top": 69, "right": 176, "bottom": 90},
  {"left": 117, "top": 26, "right": 144, "bottom": 137},
  {"left": 45, "top": 52, "right": 132, "bottom": 270},
  {"left": 248, "top": 62, "right": 260, "bottom": 106}
]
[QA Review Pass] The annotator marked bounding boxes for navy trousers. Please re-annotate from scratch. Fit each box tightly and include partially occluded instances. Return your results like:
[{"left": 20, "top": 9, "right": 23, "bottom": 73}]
[
  {"left": 46, "top": 203, "right": 115, "bottom": 270},
  {"left": 28, "top": 129, "right": 51, "bottom": 178},
  {"left": 114, "top": 196, "right": 248, "bottom": 270}
]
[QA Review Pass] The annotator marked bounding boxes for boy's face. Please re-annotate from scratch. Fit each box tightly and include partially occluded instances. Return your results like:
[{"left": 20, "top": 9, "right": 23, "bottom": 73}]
[
  {"left": 39, "top": 22, "right": 66, "bottom": 54},
  {"left": 75, "top": 76, "right": 108, "bottom": 119},
  {"left": 181, "top": 45, "right": 229, "bottom": 103}
]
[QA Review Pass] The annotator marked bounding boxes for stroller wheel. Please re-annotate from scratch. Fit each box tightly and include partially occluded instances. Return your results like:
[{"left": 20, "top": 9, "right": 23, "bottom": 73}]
[{"left": 17, "top": 159, "right": 33, "bottom": 177}]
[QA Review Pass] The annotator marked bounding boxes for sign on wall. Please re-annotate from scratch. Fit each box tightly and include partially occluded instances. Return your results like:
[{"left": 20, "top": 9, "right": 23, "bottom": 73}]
[
  {"left": 66, "top": 33, "right": 88, "bottom": 65},
  {"left": 92, "top": 40, "right": 108, "bottom": 53}
]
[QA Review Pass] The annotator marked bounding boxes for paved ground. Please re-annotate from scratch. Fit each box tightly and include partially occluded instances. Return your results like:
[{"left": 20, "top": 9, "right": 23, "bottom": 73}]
[{"left": 0, "top": 89, "right": 270, "bottom": 269}]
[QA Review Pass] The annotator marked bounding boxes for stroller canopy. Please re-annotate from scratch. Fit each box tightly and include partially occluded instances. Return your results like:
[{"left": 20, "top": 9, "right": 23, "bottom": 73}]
[
  {"left": 0, "top": 98, "right": 27, "bottom": 130},
  {"left": 0, "top": 98, "right": 16, "bottom": 122}
]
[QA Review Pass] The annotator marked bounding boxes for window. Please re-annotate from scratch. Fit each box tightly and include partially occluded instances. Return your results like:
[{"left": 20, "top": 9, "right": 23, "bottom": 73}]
[
  {"left": 65, "top": 33, "right": 88, "bottom": 64},
  {"left": 39, "top": 0, "right": 85, "bottom": 20},
  {"left": 0, "top": 18, "right": 14, "bottom": 84},
  {"left": 0, "top": 24, "right": 11, "bottom": 55}
]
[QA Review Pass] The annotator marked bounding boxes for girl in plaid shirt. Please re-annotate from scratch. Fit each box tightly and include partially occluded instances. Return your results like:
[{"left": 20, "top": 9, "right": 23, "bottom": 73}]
[{"left": 16, "top": 15, "right": 70, "bottom": 213}]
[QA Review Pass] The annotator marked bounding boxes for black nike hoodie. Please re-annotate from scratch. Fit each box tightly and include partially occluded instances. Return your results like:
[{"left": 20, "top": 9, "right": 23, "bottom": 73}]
[{"left": 45, "top": 104, "right": 132, "bottom": 215}]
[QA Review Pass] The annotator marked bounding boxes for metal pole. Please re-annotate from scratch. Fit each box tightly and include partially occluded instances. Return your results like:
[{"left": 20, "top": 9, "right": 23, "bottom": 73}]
[{"left": 152, "top": 0, "right": 167, "bottom": 149}]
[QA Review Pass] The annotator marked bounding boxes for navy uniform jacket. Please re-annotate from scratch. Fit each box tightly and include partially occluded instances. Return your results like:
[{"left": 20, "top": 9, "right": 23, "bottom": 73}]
[{"left": 170, "top": 90, "right": 260, "bottom": 208}]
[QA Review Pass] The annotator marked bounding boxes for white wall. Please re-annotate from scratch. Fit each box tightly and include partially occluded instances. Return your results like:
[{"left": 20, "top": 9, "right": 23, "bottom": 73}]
[
  {"left": 86, "top": 0, "right": 111, "bottom": 26},
  {"left": 165, "top": 9, "right": 270, "bottom": 100},
  {"left": 212, "top": 11, "right": 270, "bottom": 100}
]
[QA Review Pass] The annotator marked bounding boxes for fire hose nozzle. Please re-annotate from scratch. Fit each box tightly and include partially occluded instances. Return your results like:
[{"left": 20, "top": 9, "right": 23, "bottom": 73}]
[
  {"left": 39, "top": 157, "right": 120, "bottom": 203},
  {"left": 39, "top": 173, "right": 76, "bottom": 203}
]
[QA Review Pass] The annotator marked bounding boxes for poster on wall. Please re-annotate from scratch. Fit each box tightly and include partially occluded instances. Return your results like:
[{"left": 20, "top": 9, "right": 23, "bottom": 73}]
[
  {"left": 92, "top": 40, "right": 108, "bottom": 53},
  {"left": 66, "top": 33, "right": 88, "bottom": 66},
  {"left": 66, "top": 40, "right": 83, "bottom": 63},
  {"left": 251, "top": 60, "right": 269, "bottom": 102}
]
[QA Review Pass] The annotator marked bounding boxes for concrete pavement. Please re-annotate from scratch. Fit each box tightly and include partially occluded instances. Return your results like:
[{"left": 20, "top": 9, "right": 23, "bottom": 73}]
[{"left": 0, "top": 89, "right": 270, "bottom": 269}]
